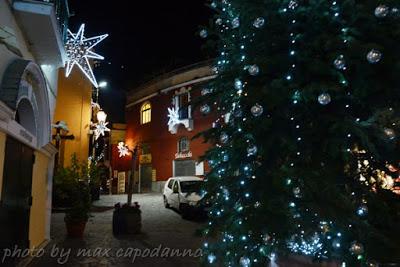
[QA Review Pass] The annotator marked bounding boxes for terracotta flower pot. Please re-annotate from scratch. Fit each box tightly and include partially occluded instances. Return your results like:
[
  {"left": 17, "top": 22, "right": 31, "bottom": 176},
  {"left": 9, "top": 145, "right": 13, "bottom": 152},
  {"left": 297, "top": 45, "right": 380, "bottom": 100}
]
[{"left": 65, "top": 220, "right": 87, "bottom": 238}]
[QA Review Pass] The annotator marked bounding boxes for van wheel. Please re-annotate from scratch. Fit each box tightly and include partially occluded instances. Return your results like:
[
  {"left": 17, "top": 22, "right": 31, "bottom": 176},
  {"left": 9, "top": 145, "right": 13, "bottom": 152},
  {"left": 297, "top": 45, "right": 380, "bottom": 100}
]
[{"left": 163, "top": 196, "right": 170, "bottom": 208}]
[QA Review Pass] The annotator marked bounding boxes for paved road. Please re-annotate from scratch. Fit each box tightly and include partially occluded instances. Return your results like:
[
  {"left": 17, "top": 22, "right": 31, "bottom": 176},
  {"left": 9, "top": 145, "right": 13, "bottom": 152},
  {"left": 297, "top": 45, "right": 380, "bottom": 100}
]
[{"left": 29, "top": 193, "right": 205, "bottom": 267}]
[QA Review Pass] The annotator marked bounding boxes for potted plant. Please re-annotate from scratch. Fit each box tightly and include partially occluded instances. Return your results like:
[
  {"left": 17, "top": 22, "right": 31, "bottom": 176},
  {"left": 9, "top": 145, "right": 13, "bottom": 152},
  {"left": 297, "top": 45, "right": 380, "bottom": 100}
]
[
  {"left": 113, "top": 202, "right": 142, "bottom": 235},
  {"left": 53, "top": 154, "right": 98, "bottom": 238},
  {"left": 64, "top": 180, "right": 91, "bottom": 238}
]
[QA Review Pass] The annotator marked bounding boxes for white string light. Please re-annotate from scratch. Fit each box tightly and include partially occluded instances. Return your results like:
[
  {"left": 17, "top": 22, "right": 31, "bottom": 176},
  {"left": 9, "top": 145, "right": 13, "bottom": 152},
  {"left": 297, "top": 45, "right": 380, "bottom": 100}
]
[{"left": 65, "top": 24, "right": 108, "bottom": 88}]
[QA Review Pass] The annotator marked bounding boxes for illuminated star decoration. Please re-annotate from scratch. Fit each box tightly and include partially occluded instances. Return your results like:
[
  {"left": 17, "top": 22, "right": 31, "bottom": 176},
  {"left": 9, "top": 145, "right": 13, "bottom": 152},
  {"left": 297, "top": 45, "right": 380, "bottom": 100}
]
[
  {"left": 117, "top": 142, "right": 130, "bottom": 158},
  {"left": 167, "top": 107, "right": 181, "bottom": 126},
  {"left": 93, "top": 121, "right": 110, "bottom": 140},
  {"left": 65, "top": 24, "right": 108, "bottom": 88}
]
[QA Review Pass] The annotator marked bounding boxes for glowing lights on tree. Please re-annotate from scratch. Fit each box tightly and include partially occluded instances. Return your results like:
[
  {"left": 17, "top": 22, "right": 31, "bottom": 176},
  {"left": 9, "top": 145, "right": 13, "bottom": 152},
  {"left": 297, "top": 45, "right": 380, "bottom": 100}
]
[{"left": 65, "top": 24, "right": 108, "bottom": 88}]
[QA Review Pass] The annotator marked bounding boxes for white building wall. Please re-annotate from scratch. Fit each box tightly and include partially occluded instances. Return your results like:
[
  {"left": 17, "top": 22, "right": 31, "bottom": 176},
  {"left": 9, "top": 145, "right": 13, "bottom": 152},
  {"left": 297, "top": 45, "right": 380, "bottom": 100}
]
[{"left": 0, "top": 0, "right": 60, "bottom": 117}]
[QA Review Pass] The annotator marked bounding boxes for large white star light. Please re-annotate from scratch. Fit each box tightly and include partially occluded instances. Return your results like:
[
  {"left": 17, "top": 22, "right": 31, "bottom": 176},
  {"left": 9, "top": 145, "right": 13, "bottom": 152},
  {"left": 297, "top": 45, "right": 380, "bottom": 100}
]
[
  {"left": 65, "top": 24, "right": 108, "bottom": 88},
  {"left": 167, "top": 107, "right": 181, "bottom": 126},
  {"left": 93, "top": 121, "right": 110, "bottom": 140},
  {"left": 117, "top": 142, "right": 130, "bottom": 158}
]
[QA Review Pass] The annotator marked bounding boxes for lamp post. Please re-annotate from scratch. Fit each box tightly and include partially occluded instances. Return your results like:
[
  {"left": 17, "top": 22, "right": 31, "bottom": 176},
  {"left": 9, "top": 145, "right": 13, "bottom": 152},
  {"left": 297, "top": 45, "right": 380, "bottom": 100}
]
[{"left": 118, "top": 142, "right": 140, "bottom": 206}]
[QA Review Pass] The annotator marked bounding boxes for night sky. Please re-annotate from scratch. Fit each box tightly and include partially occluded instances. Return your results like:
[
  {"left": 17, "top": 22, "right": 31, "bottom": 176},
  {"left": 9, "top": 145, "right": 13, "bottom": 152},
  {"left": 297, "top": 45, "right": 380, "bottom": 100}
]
[{"left": 67, "top": 0, "right": 213, "bottom": 123}]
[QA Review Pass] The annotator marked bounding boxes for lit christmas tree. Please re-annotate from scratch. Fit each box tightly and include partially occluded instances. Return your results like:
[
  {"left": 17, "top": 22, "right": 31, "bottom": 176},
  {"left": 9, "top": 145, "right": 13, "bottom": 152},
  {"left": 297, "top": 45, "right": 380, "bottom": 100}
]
[{"left": 199, "top": 0, "right": 400, "bottom": 266}]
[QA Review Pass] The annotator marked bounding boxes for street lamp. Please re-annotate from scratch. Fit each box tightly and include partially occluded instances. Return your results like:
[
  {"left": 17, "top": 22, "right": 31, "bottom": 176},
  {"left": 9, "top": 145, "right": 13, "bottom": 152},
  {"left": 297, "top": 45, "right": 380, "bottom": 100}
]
[
  {"left": 96, "top": 109, "right": 107, "bottom": 123},
  {"left": 117, "top": 142, "right": 140, "bottom": 205},
  {"left": 98, "top": 80, "right": 108, "bottom": 88}
]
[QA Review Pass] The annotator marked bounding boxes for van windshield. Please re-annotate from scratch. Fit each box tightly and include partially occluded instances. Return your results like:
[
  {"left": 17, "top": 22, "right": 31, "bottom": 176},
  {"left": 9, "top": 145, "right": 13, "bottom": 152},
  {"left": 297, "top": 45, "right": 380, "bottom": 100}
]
[{"left": 180, "top": 181, "right": 202, "bottom": 193}]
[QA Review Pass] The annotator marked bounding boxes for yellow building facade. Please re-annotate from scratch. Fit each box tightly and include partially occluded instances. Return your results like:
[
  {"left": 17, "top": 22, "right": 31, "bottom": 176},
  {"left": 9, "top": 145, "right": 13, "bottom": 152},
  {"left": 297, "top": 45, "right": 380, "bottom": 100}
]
[
  {"left": 53, "top": 68, "right": 93, "bottom": 167},
  {"left": 0, "top": 0, "right": 69, "bottom": 254}
]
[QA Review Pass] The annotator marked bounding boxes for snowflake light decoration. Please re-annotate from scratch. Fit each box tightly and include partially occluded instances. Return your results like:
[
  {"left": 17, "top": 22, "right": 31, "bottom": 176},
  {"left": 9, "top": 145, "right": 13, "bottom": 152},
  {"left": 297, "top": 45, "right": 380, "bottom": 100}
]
[
  {"left": 93, "top": 121, "right": 110, "bottom": 140},
  {"left": 117, "top": 142, "right": 130, "bottom": 158},
  {"left": 65, "top": 24, "right": 108, "bottom": 88},
  {"left": 167, "top": 107, "right": 181, "bottom": 126}
]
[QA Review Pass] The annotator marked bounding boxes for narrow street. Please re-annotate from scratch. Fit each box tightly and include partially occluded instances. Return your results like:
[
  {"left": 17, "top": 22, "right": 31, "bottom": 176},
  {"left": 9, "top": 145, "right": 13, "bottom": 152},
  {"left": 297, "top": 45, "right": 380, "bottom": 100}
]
[{"left": 29, "top": 194, "right": 205, "bottom": 267}]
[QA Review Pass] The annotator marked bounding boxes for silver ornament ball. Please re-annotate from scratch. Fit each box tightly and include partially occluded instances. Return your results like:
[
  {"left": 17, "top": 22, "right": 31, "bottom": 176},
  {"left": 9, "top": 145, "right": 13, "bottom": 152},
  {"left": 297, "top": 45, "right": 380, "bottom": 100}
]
[
  {"left": 334, "top": 55, "right": 346, "bottom": 70},
  {"left": 239, "top": 257, "right": 251, "bottom": 267},
  {"left": 253, "top": 17, "right": 265, "bottom": 28},
  {"left": 251, "top": 104, "right": 264, "bottom": 117},
  {"left": 200, "top": 104, "right": 211, "bottom": 115},
  {"left": 234, "top": 78, "right": 243, "bottom": 90},
  {"left": 318, "top": 93, "right": 331, "bottom": 105},
  {"left": 384, "top": 128, "right": 396, "bottom": 140},
  {"left": 349, "top": 241, "right": 364, "bottom": 255},
  {"left": 247, "top": 144, "right": 258, "bottom": 156},
  {"left": 199, "top": 29, "right": 208, "bottom": 38},
  {"left": 232, "top": 17, "right": 240, "bottom": 29},
  {"left": 248, "top": 64, "right": 260, "bottom": 76},
  {"left": 220, "top": 132, "right": 229, "bottom": 144},
  {"left": 374, "top": 5, "right": 390, "bottom": 18},
  {"left": 367, "top": 49, "right": 382, "bottom": 64}
]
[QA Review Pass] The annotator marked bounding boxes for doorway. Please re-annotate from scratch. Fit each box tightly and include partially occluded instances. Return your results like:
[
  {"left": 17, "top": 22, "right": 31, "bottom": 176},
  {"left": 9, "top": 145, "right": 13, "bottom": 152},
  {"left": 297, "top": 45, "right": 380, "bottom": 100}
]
[
  {"left": 139, "top": 164, "right": 153, "bottom": 193},
  {"left": 0, "top": 137, "right": 34, "bottom": 251}
]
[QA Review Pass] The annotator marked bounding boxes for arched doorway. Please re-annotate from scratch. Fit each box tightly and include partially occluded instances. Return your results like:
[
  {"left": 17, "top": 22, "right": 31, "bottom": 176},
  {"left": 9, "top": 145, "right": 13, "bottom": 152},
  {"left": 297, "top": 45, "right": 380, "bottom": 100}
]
[{"left": 0, "top": 59, "right": 51, "bottom": 256}]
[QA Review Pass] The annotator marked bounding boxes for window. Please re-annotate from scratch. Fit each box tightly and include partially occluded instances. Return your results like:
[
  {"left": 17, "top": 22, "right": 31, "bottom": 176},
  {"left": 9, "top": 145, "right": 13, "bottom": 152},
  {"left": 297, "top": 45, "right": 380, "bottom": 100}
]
[
  {"left": 178, "top": 137, "right": 190, "bottom": 153},
  {"left": 180, "top": 181, "right": 202, "bottom": 193},
  {"left": 177, "top": 93, "right": 189, "bottom": 120},
  {"left": 140, "top": 102, "right": 151, "bottom": 124},
  {"left": 173, "top": 181, "right": 179, "bottom": 192},
  {"left": 167, "top": 179, "right": 174, "bottom": 189},
  {"left": 142, "top": 143, "right": 150, "bottom": 154}
]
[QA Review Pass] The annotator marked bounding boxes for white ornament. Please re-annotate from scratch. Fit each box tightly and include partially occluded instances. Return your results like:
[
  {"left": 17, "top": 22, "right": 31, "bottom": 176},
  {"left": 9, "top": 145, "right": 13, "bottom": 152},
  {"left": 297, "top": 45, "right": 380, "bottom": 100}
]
[
  {"left": 334, "top": 55, "right": 346, "bottom": 70},
  {"left": 318, "top": 93, "right": 331, "bottom": 105},
  {"left": 247, "top": 144, "right": 258, "bottom": 156},
  {"left": 384, "top": 128, "right": 396, "bottom": 139},
  {"left": 232, "top": 17, "right": 240, "bottom": 28},
  {"left": 200, "top": 104, "right": 211, "bottom": 115},
  {"left": 117, "top": 142, "right": 130, "bottom": 158},
  {"left": 253, "top": 17, "right": 265, "bottom": 28},
  {"left": 199, "top": 29, "right": 208, "bottom": 38},
  {"left": 367, "top": 49, "right": 382, "bottom": 64},
  {"left": 349, "top": 241, "right": 364, "bottom": 255},
  {"left": 239, "top": 256, "right": 251, "bottom": 267},
  {"left": 220, "top": 132, "right": 229, "bottom": 144},
  {"left": 234, "top": 79, "right": 243, "bottom": 90},
  {"left": 167, "top": 107, "right": 181, "bottom": 126},
  {"left": 65, "top": 24, "right": 108, "bottom": 88},
  {"left": 251, "top": 104, "right": 263, "bottom": 116},
  {"left": 248, "top": 64, "right": 260, "bottom": 76},
  {"left": 93, "top": 121, "right": 110, "bottom": 140},
  {"left": 375, "top": 5, "right": 389, "bottom": 18}
]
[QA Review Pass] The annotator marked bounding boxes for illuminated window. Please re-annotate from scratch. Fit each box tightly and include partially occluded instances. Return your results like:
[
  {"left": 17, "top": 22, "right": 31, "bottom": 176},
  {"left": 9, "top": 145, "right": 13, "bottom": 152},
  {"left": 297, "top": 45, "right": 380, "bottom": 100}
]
[
  {"left": 178, "top": 137, "right": 190, "bottom": 153},
  {"left": 140, "top": 102, "right": 151, "bottom": 124}
]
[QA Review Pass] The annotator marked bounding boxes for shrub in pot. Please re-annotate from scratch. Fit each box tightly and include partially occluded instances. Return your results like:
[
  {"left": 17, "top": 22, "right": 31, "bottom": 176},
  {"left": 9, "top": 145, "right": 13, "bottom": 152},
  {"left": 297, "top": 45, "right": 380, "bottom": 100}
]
[
  {"left": 112, "top": 202, "right": 142, "bottom": 235},
  {"left": 53, "top": 154, "right": 96, "bottom": 238},
  {"left": 64, "top": 181, "right": 91, "bottom": 238}
]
